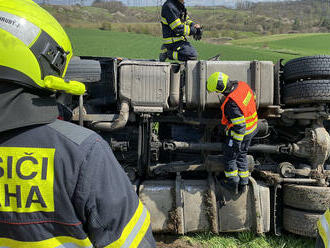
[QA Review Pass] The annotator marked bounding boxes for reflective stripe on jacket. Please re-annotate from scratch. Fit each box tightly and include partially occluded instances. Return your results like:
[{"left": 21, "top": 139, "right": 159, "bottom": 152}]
[
  {"left": 161, "top": 0, "right": 196, "bottom": 45},
  {"left": 221, "top": 81, "right": 258, "bottom": 141},
  {"left": 0, "top": 119, "right": 154, "bottom": 248},
  {"left": 318, "top": 209, "right": 330, "bottom": 248}
]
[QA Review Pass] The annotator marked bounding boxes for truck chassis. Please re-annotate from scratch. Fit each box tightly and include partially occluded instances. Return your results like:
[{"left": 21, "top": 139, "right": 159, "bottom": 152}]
[{"left": 62, "top": 55, "right": 330, "bottom": 237}]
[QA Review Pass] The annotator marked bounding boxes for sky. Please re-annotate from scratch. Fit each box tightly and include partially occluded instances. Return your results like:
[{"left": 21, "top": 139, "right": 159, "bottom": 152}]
[{"left": 35, "top": 0, "right": 287, "bottom": 7}]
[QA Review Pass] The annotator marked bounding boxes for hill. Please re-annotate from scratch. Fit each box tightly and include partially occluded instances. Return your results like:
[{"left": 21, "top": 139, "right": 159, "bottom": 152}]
[
  {"left": 41, "top": 1, "right": 329, "bottom": 61},
  {"left": 43, "top": 0, "right": 330, "bottom": 39},
  {"left": 65, "top": 28, "right": 329, "bottom": 62},
  {"left": 35, "top": 0, "right": 282, "bottom": 7}
]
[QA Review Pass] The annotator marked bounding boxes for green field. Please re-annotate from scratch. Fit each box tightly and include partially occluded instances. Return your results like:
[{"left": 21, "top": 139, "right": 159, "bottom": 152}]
[
  {"left": 65, "top": 28, "right": 329, "bottom": 63},
  {"left": 232, "top": 33, "right": 330, "bottom": 56}
]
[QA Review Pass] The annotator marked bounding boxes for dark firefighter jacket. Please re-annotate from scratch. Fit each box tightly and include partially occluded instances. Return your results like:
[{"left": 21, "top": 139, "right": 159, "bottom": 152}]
[
  {"left": 317, "top": 209, "right": 330, "bottom": 248},
  {"left": 0, "top": 82, "right": 155, "bottom": 248},
  {"left": 161, "top": 0, "right": 197, "bottom": 45},
  {"left": 221, "top": 82, "right": 258, "bottom": 144}
]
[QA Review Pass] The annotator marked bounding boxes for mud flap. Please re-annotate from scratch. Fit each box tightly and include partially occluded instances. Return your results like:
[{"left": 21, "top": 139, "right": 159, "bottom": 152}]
[
  {"left": 139, "top": 175, "right": 218, "bottom": 234},
  {"left": 217, "top": 182, "right": 252, "bottom": 232},
  {"left": 217, "top": 178, "right": 270, "bottom": 233},
  {"left": 138, "top": 176, "right": 270, "bottom": 234}
]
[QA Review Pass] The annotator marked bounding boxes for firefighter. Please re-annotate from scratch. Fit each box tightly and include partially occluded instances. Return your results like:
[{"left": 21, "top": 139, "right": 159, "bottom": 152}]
[
  {"left": 207, "top": 72, "right": 258, "bottom": 194},
  {"left": 0, "top": 1, "right": 156, "bottom": 247},
  {"left": 159, "top": 0, "right": 202, "bottom": 62}
]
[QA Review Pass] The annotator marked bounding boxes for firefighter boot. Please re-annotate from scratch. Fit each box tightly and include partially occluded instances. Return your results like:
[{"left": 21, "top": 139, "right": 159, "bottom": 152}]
[
  {"left": 239, "top": 184, "right": 248, "bottom": 194},
  {"left": 159, "top": 45, "right": 168, "bottom": 62},
  {"left": 220, "top": 180, "right": 239, "bottom": 195},
  {"left": 159, "top": 52, "right": 167, "bottom": 62}
]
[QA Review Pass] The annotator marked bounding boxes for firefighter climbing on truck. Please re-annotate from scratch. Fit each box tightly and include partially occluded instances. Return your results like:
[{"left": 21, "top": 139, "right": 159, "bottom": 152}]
[
  {"left": 207, "top": 72, "right": 259, "bottom": 194},
  {"left": 159, "top": 0, "right": 203, "bottom": 62}
]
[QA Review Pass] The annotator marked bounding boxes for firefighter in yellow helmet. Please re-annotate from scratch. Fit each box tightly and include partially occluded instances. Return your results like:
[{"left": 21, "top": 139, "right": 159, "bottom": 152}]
[
  {"left": 0, "top": 1, "right": 155, "bottom": 247},
  {"left": 207, "top": 72, "right": 258, "bottom": 194}
]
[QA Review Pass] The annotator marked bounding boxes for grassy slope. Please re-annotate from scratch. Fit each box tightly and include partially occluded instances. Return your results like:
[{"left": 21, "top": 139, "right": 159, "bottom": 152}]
[
  {"left": 66, "top": 28, "right": 299, "bottom": 62},
  {"left": 42, "top": 5, "right": 114, "bottom": 28},
  {"left": 66, "top": 28, "right": 162, "bottom": 58},
  {"left": 232, "top": 33, "right": 330, "bottom": 56},
  {"left": 66, "top": 28, "right": 330, "bottom": 63}
]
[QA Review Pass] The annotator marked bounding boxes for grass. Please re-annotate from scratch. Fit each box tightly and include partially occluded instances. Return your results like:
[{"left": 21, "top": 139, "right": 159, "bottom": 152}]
[
  {"left": 185, "top": 232, "right": 315, "bottom": 248},
  {"left": 232, "top": 33, "right": 324, "bottom": 45},
  {"left": 192, "top": 41, "right": 296, "bottom": 62},
  {"left": 66, "top": 27, "right": 329, "bottom": 63},
  {"left": 231, "top": 33, "right": 330, "bottom": 56},
  {"left": 66, "top": 28, "right": 162, "bottom": 59},
  {"left": 65, "top": 27, "right": 300, "bottom": 63}
]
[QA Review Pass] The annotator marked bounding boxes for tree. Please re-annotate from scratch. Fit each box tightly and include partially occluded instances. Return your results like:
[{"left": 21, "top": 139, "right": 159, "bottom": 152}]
[
  {"left": 292, "top": 17, "right": 301, "bottom": 30},
  {"left": 92, "top": 0, "right": 127, "bottom": 13}
]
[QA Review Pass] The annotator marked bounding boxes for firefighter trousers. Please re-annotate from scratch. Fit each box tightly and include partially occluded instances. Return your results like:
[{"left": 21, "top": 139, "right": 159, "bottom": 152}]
[
  {"left": 315, "top": 232, "right": 325, "bottom": 248},
  {"left": 160, "top": 41, "right": 197, "bottom": 61},
  {"left": 223, "top": 130, "right": 256, "bottom": 185}
]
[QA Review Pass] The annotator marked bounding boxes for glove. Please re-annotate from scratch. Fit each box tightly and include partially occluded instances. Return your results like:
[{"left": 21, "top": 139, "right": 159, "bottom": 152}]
[{"left": 193, "top": 26, "right": 203, "bottom": 41}]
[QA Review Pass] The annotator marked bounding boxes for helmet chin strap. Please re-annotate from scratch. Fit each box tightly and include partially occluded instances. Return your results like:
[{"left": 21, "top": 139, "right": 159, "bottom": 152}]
[{"left": 222, "top": 80, "right": 235, "bottom": 95}]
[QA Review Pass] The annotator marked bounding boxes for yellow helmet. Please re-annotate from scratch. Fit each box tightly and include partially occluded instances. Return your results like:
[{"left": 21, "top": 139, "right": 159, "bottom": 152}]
[
  {"left": 207, "top": 72, "right": 229, "bottom": 93},
  {"left": 0, "top": 0, "right": 85, "bottom": 95}
]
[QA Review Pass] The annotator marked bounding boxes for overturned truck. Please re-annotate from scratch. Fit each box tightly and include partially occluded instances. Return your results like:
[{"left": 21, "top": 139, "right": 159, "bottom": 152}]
[{"left": 64, "top": 55, "right": 330, "bottom": 237}]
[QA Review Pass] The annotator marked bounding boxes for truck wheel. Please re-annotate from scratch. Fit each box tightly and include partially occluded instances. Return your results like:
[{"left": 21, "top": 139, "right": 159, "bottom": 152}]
[
  {"left": 283, "top": 184, "right": 330, "bottom": 212},
  {"left": 284, "top": 55, "right": 330, "bottom": 83},
  {"left": 283, "top": 80, "right": 330, "bottom": 105},
  {"left": 283, "top": 208, "right": 320, "bottom": 237}
]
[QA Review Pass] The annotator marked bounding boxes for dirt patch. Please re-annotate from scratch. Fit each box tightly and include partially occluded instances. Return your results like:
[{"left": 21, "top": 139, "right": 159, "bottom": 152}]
[{"left": 155, "top": 234, "right": 204, "bottom": 248}]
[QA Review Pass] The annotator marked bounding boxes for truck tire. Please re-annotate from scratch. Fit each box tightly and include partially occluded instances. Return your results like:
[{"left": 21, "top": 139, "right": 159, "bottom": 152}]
[
  {"left": 283, "top": 80, "right": 330, "bottom": 105},
  {"left": 283, "top": 184, "right": 330, "bottom": 212},
  {"left": 284, "top": 55, "right": 330, "bottom": 83},
  {"left": 283, "top": 208, "right": 320, "bottom": 237}
]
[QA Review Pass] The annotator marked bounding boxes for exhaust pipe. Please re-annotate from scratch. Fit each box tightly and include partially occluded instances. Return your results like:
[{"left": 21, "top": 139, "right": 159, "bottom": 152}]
[
  {"left": 92, "top": 101, "right": 130, "bottom": 131},
  {"left": 169, "top": 64, "right": 181, "bottom": 107}
]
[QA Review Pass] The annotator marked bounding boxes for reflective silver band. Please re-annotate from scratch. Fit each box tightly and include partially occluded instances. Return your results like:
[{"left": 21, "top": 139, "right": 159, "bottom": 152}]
[
  {"left": 0, "top": 11, "right": 40, "bottom": 46},
  {"left": 55, "top": 243, "right": 93, "bottom": 248},
  {"left": 121, "top": 206, "right": 148, "bottom": 248},
  {"left": 321, "top": 215, "right": 330, "bottom": 248}
]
